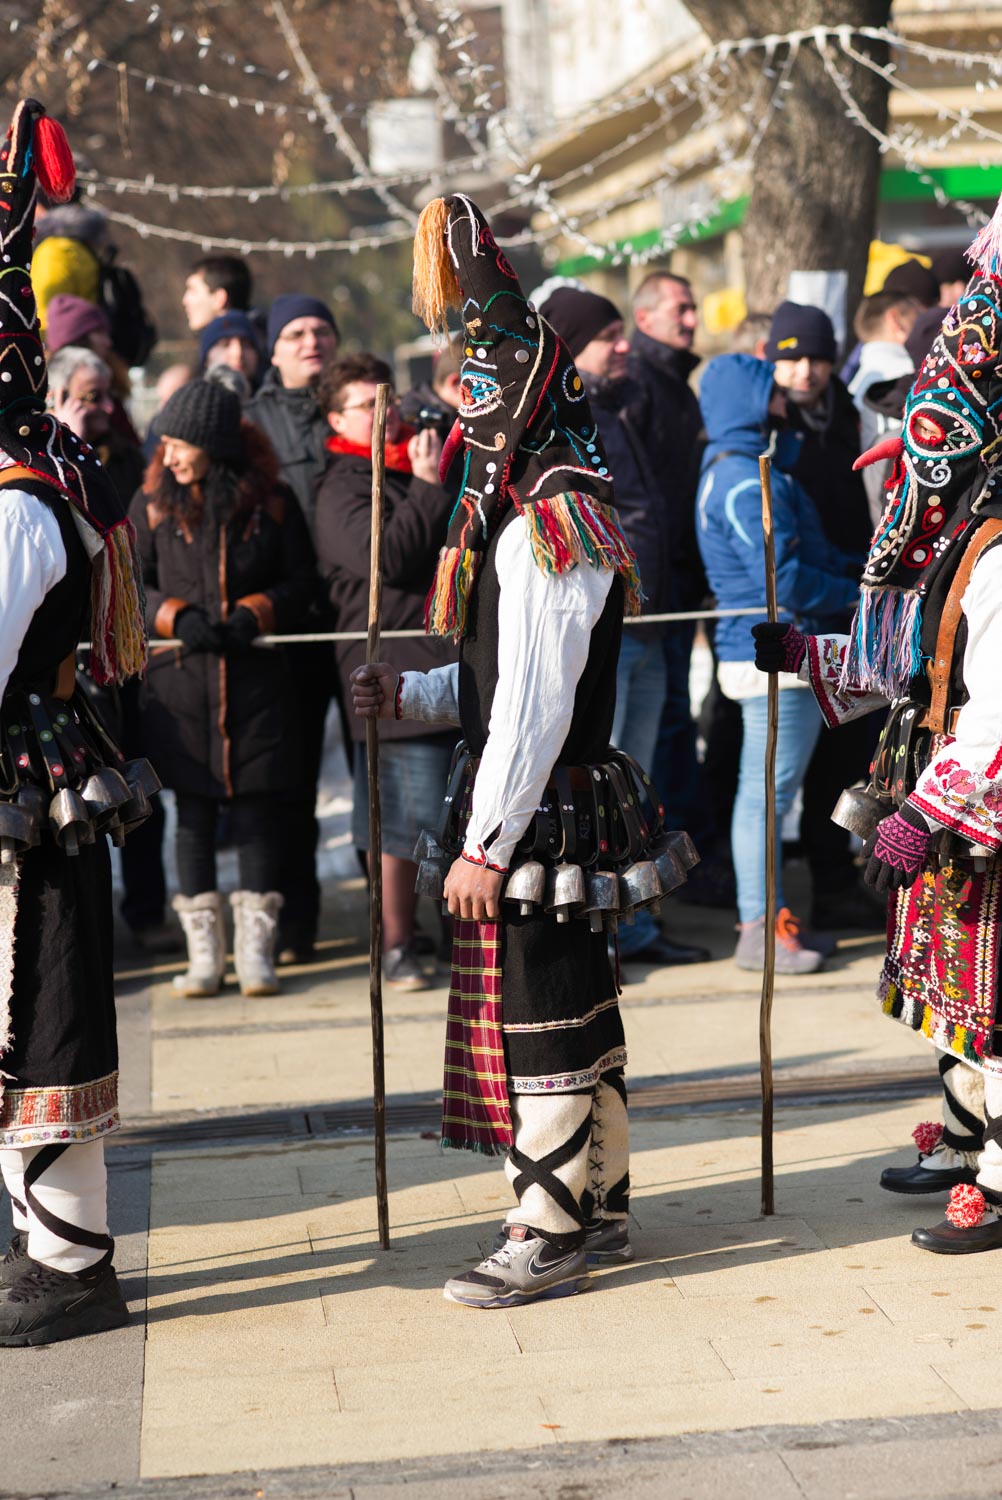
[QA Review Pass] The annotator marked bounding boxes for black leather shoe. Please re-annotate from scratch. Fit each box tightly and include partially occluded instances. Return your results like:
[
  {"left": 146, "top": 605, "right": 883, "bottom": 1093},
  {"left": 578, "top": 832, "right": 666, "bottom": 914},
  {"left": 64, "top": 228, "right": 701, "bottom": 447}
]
[
  {"left": 912, "top": 1216, "right": 1002, "bottom": 1254},
  {"left": 880, "top": 1161, "right": 977, "bottom": 1195},
  {"left": 624, "top": 935, "right": 711, "bottom": 966}
]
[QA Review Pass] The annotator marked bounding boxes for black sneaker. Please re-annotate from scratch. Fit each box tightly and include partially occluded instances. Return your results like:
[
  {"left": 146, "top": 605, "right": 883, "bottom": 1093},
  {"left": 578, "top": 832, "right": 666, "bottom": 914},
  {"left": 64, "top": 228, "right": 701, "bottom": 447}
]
[
  {"left": 0, "top": 1230, "right": 28, "bottom": 1288},
  {"left": 492, "top": 1216, "right": 634, "bottom": 1263},
  {"left": 0, "top": 1257, "right": 129, "bottom": 1346}
]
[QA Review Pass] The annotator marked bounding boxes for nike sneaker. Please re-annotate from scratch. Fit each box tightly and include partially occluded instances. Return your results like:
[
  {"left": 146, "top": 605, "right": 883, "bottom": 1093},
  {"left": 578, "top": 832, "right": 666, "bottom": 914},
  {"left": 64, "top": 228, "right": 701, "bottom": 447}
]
[{"left": 445, "top": 1224, "right": 588, "bottom": 1308}]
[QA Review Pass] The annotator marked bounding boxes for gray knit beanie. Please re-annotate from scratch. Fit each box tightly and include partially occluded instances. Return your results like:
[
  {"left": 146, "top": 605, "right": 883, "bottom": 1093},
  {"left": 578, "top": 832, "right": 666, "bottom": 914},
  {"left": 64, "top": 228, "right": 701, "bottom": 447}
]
[{"left": 156, "top": 378, "right": 243, "bottom": 467}]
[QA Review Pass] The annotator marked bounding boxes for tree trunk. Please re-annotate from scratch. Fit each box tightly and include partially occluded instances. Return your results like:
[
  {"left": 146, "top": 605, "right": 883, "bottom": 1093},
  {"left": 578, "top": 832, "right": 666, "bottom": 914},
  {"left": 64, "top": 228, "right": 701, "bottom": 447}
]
[{"left": 686, "top": 1, "right": 892, "bottom": 329}]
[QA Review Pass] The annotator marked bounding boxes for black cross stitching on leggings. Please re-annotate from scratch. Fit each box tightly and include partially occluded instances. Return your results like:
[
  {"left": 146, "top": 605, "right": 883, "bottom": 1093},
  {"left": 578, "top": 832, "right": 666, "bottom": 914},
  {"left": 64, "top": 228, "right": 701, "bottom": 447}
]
[
  {"left": 23, "top": 1145, "right": 113, "bottom": 1268},
  {"left": 508, "top": 1114, "right": 593, "bottom": 1229}
]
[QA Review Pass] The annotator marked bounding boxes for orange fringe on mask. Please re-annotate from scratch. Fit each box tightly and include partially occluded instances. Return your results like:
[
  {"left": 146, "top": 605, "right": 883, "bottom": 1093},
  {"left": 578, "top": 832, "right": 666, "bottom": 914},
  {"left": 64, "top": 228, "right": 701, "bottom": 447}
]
[{"left": 412, "top": 197, "right": 462, "bottom": 336}]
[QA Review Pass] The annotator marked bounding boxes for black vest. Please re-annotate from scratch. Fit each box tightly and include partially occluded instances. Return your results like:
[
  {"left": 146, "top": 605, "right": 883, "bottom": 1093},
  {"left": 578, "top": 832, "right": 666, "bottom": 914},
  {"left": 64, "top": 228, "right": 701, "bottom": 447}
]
[
  {"left": 458, "top": 506, "right": 623, "bottom": 763},
  {"left": 7, "top": 485, "right": 90, "bottom": 697}
]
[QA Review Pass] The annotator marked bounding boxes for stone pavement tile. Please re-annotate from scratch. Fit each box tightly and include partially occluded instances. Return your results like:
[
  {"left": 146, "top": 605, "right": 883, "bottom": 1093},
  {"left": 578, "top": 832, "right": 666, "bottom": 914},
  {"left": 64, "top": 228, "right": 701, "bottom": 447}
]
[
  {"left": 321, "top": 1296, "right": 523, "bottom": 1365},
  {"left": 867, "top": 1274, "right": 1002, "bottom": 1333},
  {"left": 658, "top": 1217, "right": 845, "bottom": 1295},
  {"left": 710, "top": 1325, "right": 958, "bottom": 1377},
  {"left": 538, "top": 1361, "right": 961, "bottom": 1442},
  {"left": 142, "top": 1365, "right": 339, "bottom": 1422},
  {"left": 931, "top": 1354, "right": 1002, "bottom": 1409},
  {"left": 351, "top": 1452, "right": 804, "bottom": 1500},
  {"left": 150, "top": 1147, "right": 310, "bottom": 1205},
  {"left": 781, "top": 1434, "right": 1000, "bottom": 1500},
  {"left": 503, "top": 1267, "right": 684, "bottom": 1352}
]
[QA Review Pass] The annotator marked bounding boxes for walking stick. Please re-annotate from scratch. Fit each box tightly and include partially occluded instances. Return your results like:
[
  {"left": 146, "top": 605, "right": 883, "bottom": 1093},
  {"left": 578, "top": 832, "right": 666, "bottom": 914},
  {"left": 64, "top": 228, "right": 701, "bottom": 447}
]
[
  {"left": 758, "top": 440, "right": 779, "bottom": 1218},
  {"left": 367, "top": 383, "right": 391, "bottom": 1250}
]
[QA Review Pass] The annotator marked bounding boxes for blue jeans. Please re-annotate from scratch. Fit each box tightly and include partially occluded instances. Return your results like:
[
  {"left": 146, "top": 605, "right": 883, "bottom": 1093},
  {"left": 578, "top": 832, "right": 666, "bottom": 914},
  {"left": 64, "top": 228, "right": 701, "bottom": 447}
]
[
  {"left": 611, "top": 630, "right": 667, "bottom": 774},
  {"left": 732, "top": 688, "right": 821, "bottom": 925}
]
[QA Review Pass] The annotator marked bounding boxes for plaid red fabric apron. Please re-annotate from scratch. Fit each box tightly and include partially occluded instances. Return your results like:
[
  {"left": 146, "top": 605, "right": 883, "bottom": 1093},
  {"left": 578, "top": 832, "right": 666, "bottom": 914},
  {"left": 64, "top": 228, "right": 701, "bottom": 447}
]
[{"left": 441, "top": 917, "right": 513, "bottom": 1155}]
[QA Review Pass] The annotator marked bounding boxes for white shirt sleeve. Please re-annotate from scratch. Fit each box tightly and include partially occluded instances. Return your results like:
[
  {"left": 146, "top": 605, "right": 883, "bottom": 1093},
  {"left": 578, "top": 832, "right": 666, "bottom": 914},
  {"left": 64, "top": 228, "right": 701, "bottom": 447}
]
[
  {"left": 911, "top": 545, "right": 1002, "bottom": 848},
  {"left": 798, "top": 633, "right": 888, "bottom": 727},
  {"left": 396, "top": 662, "right": 461, "bottom": 726},
  {"left": 0, "top": 491, "right": 68, "bottom": 701},
  {"left": 461, "top": 519, "right": 614, "bottom": 872}
]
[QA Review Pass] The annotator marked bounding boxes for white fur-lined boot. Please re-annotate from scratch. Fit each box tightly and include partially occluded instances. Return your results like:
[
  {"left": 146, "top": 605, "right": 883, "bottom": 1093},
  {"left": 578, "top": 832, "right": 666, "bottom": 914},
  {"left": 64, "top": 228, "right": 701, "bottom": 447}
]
[
  {"left": 172, "top": 892, "right": 226, "bottom": 998},
  {"left": 229, "top": 891, "right": 283, "bottom": 997}
]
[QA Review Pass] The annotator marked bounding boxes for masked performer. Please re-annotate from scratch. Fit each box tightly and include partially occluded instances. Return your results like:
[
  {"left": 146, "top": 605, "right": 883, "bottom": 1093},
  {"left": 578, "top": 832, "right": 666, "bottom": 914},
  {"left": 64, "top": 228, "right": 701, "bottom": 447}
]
[
  {"left": 752, "top": 206, "right": 1002, "bottom": 1253},
  {"left": 0, "top": 99, "right": 150, "bottom": 1343},
  {"left": 352, "top": 195, "right": 697, "bottom": 1306}
]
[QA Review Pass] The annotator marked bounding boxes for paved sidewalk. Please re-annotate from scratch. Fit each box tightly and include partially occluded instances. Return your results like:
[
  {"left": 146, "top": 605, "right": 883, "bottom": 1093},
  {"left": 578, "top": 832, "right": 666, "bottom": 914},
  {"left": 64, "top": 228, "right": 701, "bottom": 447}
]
[{"left": 7, "top": 875, "right": 1002, "bottom": 1498}]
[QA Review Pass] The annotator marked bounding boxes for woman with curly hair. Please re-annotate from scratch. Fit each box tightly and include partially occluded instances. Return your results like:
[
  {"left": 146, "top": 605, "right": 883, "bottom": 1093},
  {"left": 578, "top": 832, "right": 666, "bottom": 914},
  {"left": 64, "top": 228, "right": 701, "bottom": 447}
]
[{"left": 129, "top": 379, "right": 319, "bottom": 997}]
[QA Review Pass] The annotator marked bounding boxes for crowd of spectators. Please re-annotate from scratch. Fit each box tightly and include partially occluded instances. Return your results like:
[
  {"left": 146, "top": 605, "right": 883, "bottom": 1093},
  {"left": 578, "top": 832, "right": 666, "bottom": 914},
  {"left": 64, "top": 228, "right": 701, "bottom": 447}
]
[{"left": 32, "top": 197, "right": 966, "bottom": 989}]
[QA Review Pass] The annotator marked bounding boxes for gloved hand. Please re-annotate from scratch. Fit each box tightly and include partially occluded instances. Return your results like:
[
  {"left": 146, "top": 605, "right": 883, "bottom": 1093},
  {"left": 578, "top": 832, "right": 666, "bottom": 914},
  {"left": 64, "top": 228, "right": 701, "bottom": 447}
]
[
  {"left": 174, "top": 606, "right": 222, "bottom": 654},
  {"left": 751, "top": 622, "right": 807, "bottom": 675},
  {"left": 861, "top": 802, "right": 932, "bottom": 894},
  {"left": 219, "top": 606, "right": 260, "bottom": 651}
]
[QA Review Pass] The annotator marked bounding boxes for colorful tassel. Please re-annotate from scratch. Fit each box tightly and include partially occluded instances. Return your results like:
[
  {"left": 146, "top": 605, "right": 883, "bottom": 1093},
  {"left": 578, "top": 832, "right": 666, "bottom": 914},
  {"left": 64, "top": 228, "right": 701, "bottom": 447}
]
[
  {"left": 517, "top": 491, "right": 643, "bottom": 616},
  {"left": 945, "top": 1182, "right": 986, "bottom": 1229},
  {"left": 912, "top": 1120, "right": 943, "bottom": 1156},
  {"left": 840, "top": 584, "right": 923, "bottom": 697},
  {"left": 88, "top": 520, "right": 147, "bottom": 685},
  {"left": 425, "top": 546, "right": 480, "bottom": 640},
  {"left": 412, "top": 197, "right": 461, "bottom": 336},
  {"left": 32, "top": 114, "right": 75, "bottom": 203},
  {"left": 967, "top": 197, "right": 1002, "bottom": 278}
]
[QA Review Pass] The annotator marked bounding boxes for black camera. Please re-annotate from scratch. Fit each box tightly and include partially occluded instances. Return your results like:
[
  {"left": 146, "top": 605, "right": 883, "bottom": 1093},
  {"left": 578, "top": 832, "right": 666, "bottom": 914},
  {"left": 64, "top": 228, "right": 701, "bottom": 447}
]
[{"left": 413, "top": 402, "right": 453, "bottom": 438}]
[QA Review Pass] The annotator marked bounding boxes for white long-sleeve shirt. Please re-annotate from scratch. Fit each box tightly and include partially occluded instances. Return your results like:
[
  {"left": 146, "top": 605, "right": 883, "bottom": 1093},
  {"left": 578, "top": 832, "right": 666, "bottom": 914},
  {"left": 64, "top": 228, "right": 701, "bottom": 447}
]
[
  {"left": 0, "top": 490, "right": 68, "bottom": 701},
  {"left": 802, "top": 544, "right": 1002, "bottom": 850},
  {"left": 397, "top": 518, "right": 614, "bottom": 871}
]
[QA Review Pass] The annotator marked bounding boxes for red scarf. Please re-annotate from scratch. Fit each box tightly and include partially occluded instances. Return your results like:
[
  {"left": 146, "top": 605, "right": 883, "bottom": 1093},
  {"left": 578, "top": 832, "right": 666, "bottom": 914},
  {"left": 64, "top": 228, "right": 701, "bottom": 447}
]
[{"left": 325, "top": 428, "right": 414, "bottom": 473}]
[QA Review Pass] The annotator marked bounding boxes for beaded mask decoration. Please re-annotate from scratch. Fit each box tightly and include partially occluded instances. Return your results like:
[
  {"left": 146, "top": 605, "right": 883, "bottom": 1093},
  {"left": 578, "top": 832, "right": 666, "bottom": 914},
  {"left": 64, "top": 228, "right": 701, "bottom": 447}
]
[
  {"left": 0, "top": 99, "right": 146, "bottom": 684},
  {"left": 411, "top": 193, "right": 640, "bottom": 640}
]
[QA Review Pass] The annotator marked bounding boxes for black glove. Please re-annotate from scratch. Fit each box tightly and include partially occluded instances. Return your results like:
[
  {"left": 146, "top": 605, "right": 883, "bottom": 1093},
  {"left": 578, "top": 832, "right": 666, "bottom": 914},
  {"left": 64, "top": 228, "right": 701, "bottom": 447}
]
[
  {"left": 860, "top": 802, "right": 933, "bottom": 894},
  {"left": 751, "top": 622, "right": 807, "bottom": 674},
  {"left": 174, "top": 606, "right": 222, "bottom": 654},
  {"left": 219, "top": 606, "right": 261, "bottom": 651}
]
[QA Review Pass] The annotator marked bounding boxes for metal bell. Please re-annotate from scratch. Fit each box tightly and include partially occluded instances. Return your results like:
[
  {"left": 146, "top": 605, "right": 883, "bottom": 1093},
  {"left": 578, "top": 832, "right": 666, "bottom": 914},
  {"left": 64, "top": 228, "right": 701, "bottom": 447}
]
[
  {"left": 618, "top": 860, "right": 663, "bottom": 916},
  {"left": 544, "top": 863, "right": 586, "bottom": 923},
  {"left": 48, "top": 788, "right": 95, "bottom": 855},
  {"left": 121, "top": 757, "right": 163, "bottom": 799},
  {"left": 663, "top": 830, "right": 700, "bottom": 872},
  {"left": 579, "top": 870, "right": 619, "bottom": 933},
  {"left": 14, "top": 784, "right": 48, "bottom": 846},
  {"left": 81, "top": 768, "right": 133, "bottom": 831},
  {"left": 117, "top": 783, "right": 152, "bottom": 837},
  {"left": 653, "top": 845, "right": 686, "bottom": 898},
  {"left": 415, "top": 855, "right": 449, "bottom": 903},
  {"left": 0, "top": 801, "right": 34, "bottom": 865},
  {"left": 831, "top": 786, "right": 887, "bottom": 840},
  {"left": 503, "top": 859, "right": 547, "bottom": 917}
]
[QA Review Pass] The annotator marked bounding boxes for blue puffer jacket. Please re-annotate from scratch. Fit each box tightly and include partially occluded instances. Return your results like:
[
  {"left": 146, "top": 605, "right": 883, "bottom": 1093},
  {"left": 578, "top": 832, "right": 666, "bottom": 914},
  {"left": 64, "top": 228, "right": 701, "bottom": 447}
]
[{"left": 696, "top": 354, "right": 860, "bottom": 661}]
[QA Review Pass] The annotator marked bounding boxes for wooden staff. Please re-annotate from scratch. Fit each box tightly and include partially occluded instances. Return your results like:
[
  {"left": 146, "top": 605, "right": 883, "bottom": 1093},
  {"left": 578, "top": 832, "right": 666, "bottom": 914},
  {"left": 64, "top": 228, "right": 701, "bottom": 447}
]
[
  {"left": 758, "top": 446, "right": 779, "bottom": 1218},
  {"left": 368, "top": 382, "right": 390, "bottom": 1250}
]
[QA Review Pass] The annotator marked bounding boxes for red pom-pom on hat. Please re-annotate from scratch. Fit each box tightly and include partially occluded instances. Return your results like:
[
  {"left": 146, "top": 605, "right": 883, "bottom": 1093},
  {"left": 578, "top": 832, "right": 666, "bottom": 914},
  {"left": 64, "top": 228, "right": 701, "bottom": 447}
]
[
  {"left": 912, "top": 1120, "right": 944, "bottom": 1156},
  {"left": 33, "top": 115, "right": 75, "bottom": 203},
  {"left": 945, "top": 1182, "right": 986, "bottom": 1229}
]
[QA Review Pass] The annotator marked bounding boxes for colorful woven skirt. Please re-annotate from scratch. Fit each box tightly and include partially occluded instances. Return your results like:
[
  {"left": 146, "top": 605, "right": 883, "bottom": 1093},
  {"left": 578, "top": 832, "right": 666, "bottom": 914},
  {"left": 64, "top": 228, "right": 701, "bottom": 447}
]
[
  {"left": 441, "top": 910, "right": 626, "bottom": 1155},
  {"left": 881, "top": 857, "right": 1002, "bottom": 1071}
]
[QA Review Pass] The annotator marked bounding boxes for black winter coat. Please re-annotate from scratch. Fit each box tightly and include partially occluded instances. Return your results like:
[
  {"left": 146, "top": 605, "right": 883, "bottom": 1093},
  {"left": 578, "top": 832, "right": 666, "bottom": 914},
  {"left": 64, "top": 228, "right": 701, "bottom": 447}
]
[
  {"left": 245, "top": 368, "right": 329, "bottom": 533},
  {"left": 584, "top": 373, "right": 673, "bottom": 628},
  {"left": 625, "top": 330, "right": 706, "bottom": 609},
  {"left": 314, "top": 450, "right": 457, "bottom": 743},
  {"left": 787, "top": 377, "right": 873, "bottom": 562},
  {"left": 131, "top": 429, "right": 320, "bottom": 798}
]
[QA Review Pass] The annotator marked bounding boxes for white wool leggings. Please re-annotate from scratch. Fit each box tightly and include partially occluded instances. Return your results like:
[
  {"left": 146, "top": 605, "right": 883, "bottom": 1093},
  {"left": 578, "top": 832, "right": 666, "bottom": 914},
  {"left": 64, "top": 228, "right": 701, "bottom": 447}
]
[
  {"left": 0, "top": 1140, "right": 111, "bottom": 1274},
  {"left": 977, "top": 1070, "right": 1002, "bottom": 1203},
  {"left": 503, "top": 1069, "right": 630, "bottom": 1238}
]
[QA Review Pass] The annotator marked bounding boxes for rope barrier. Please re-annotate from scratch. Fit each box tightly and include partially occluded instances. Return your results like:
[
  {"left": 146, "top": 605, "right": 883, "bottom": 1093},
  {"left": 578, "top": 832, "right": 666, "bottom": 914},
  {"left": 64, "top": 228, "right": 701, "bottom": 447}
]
[{"left": 135, "top": 605, "right": 769, "bottom": 650}]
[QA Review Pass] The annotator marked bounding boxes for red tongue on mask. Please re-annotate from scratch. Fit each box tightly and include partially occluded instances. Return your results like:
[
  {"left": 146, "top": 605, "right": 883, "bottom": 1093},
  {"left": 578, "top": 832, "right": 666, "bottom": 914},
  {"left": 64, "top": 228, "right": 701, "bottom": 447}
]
[
  {"left": 439, "top": 417, "right": 464, "bottom": 483},
  {"left": 853, "top": 435, "right": 905, "bottom": 471}
]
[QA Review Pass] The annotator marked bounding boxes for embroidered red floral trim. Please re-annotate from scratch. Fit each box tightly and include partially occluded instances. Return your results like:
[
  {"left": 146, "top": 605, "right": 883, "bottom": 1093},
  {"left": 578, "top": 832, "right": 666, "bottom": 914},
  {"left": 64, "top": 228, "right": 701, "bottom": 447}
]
[{"left": 460, "top": 849, "right": 508, "bottom": 875}]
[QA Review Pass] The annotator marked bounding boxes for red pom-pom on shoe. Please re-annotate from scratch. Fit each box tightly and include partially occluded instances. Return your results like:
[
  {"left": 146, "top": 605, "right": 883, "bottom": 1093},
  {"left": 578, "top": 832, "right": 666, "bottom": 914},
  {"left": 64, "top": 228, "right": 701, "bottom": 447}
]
[
  {"left": 945, "top": 1183, "right": 986, "bottom": 1229},
  {"left": 912, "top": 1120, "right": 943, "bottom": 1156},
  {"left": 32, "top": 115, "right": 75, "bottom": 203}
]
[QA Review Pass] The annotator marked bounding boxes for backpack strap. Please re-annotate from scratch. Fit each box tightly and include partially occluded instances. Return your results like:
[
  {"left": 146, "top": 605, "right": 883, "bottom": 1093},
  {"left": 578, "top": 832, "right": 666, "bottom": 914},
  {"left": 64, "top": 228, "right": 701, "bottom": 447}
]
[{"left": 922, "top": 516, "right": 1002, "bottom": 734}]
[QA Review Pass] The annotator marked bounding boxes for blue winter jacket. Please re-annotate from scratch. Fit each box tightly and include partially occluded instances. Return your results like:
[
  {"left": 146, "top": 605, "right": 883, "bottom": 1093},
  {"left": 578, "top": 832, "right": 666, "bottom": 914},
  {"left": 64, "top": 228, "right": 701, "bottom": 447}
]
[{"left": 696, "top": 354, "right": 860, "bottom": 661}]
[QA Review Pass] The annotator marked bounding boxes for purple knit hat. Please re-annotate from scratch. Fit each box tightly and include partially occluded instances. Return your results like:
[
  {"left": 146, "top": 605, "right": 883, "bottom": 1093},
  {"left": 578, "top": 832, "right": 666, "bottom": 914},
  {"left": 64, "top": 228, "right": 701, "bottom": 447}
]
[{"left": 45, "top": 293, "right": 111, "bottom": 354}]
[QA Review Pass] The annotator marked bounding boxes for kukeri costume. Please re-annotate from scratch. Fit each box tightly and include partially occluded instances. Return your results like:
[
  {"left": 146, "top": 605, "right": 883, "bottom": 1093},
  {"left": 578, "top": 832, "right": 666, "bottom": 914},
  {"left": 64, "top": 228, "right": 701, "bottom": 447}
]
[
  {"left": 757, "top": 204, "right": 1002, "bottom": 1252},
  {"left": 0, "top": 100, "right": 151, "bottom": 1344},
  {"left": 395, "top": 195, "right": 697, "bottom": 1307}
]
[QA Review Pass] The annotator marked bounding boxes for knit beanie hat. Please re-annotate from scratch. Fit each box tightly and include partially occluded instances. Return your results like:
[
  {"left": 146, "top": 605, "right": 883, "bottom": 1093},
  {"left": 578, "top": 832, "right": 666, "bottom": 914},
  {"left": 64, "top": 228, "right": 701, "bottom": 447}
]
[
  {"left": 45, "top": 293, "right": 111, "bottom": 355},
  {"left": 157, "top": 378, "right": 243, "bottom": 467},
  {"left": 266, "top": 294, "right": 339, "bottom": 354},
  {"left": 539, "top": 287, "right": 623, "bottom": 357},
  {"left": 199, "top": 310, "right": 262, "bottom": 370},
  {"left": 930, "top": 249, "right": 971, "bottom": 287},
  {"left": 881, "top": 258, "right": 940, "bottom": 307},
  {"left": 764, "top": 301, "right": 837, "bottom": 363}
]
